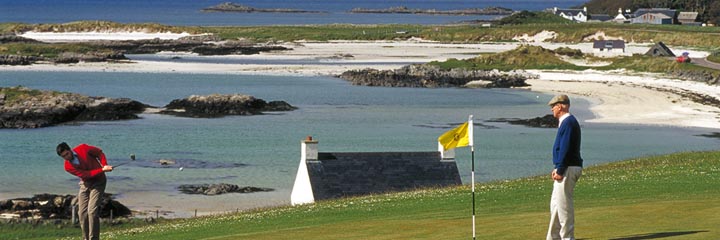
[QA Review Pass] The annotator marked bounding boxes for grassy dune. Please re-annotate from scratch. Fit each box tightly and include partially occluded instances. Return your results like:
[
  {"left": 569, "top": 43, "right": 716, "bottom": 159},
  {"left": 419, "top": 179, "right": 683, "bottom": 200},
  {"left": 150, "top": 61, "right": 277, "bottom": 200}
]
[{"left": 3, "top": 151, "right": 717, "bottom": 239}]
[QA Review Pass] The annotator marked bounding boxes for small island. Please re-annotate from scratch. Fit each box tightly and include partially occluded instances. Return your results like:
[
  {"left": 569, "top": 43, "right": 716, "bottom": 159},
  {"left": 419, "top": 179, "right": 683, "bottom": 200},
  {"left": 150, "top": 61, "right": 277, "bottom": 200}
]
[
  {"left": 0, "top": 86, "right": 147, "bottom": 129},
  {"left": 349, "top": 6, "right": 514, "bottom": 15},
  {"left": 160, "top": 93, "right": 297, "bottom": 118},
  {"left": 339, "top": 64, "right": 532, "bottom": 88},
  {"left": 202, "top": 2, "right": 326, "bottom": 13}
]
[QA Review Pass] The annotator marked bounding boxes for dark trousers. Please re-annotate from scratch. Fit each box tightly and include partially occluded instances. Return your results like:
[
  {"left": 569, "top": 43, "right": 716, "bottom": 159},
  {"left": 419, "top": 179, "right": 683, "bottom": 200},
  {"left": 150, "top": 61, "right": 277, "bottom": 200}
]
[{"left": 78, "top": 179, "right": 106, "bottom": 240}]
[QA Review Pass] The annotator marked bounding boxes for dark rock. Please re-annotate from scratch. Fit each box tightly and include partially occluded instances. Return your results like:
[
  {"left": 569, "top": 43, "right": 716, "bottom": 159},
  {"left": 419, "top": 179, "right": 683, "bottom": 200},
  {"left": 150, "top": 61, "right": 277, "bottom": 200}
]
[
  {"left": 0, "top": 193, "right": 131, "bottom": 220},
  {"left": 87, "top": 38, "right": 289, "bottom": 56},
  {"left": 191, "top": 44, "right": 288, "bottom": 56},
  {"left": 75, "top": 97, "right": 147, "bottom": 121},
  {"left": 339, "top": 64, "right": 532, "bottom": 88},
  {"left": 161, "top": 94, "right": 296, "bottom": 118},
  {"left": 0, "top": 55, "right": 39, "bottom": 65},
  {"left": 0, "top": 86, "right": 147, "bottom": 129},
  {"left": 488, "top": 114, "right": 558, "bottom": 128},
  {"left": 177, "top": 183, "right": 274, "bottom": 195},
  {"left": 53, "top": 51, "right": 127, "bottom": 64},
  {"left": 0, "top": 35, "right": 41, "bottom": 44},
  {"left": 202, "top": 2, "right": 326, "bottom": 13},
  {"left": 696, "top": 132, "right": 720, "bottom": 138}
]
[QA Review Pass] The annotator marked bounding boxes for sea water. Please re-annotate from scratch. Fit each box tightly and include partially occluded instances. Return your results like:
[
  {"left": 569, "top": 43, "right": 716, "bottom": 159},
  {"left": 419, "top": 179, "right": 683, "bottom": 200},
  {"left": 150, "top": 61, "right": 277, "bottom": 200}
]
[
  {"left": 0, "top": 71, "right": 718, "bottom": 212},
  {"left": 0, "top": 0, "right": 587, "bottom": 26}
]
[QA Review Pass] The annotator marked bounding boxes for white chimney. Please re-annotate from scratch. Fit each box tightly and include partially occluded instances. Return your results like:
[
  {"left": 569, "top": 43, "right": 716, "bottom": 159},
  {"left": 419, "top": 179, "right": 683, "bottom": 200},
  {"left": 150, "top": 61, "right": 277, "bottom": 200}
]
[
  {"left": 291, "top": 136, "right": 318, "bottom": 206},
  {"left": 583, "top": 7, "right": 587, "bottom": 13}
]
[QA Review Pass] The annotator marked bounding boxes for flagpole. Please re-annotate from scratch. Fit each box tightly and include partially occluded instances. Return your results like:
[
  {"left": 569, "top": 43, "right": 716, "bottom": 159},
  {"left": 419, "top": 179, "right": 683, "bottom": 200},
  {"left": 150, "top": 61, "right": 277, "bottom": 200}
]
[
  {"left": 472, "top": 146, "right": 476, "bottom": 240},
  {"left": 468, "top": 115, "right": 475, "bottom": 240}
]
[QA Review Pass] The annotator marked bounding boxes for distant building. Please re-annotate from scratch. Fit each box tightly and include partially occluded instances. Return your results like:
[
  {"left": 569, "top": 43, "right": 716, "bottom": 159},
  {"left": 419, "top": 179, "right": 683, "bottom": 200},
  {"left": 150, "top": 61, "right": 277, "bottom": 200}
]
[
  {"left": 613, "top": 8, "right": 633, "bottom": 23},
  {"left": 678, "top": 12, "right": 701, "bottom": 26},
  {"left": 632, "top": 13, "right": 674, "bottom": 25},
  {"left": 632, "top": 8, "right": 678, "bottom": 24},
  {"left": 645, "top": 42, "right": 675, "bottom": 57},
  {"left": 291, "top": 137, "right": 462, "bottom": 205},
  {"left": 593, "top": 40, "right": 626, "bottom": 54},
  {"left": 553, "top": 7, "right": 588, "bottom": 22}
]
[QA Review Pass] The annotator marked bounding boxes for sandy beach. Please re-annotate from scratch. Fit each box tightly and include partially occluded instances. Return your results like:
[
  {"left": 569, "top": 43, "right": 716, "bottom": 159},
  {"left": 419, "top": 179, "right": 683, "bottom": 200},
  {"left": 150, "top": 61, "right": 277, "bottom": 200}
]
[{"left": 3, "top": 40, "right": 719, "bottom": 130}]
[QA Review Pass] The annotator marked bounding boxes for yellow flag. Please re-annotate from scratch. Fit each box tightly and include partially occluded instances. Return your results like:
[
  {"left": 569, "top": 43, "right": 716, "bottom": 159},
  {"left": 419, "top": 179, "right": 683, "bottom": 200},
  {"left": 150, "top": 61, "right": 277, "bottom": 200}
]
[{"left": 438, "top": 122, "right": 470, "bottom": 151}]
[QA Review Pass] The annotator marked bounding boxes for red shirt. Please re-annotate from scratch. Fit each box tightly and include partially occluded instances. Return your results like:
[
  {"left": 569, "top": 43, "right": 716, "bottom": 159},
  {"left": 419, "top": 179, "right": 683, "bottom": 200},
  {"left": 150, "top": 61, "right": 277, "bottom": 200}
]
[{"left": 64, "top": 144, "right": 108, "bottom": 182}]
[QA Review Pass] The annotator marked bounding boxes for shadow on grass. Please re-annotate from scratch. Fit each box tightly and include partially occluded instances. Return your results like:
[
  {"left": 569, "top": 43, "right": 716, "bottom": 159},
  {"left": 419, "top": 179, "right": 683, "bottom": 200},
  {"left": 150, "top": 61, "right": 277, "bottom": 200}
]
[{"left": 609, "top": 230, "right": 709, "bottom": 240}]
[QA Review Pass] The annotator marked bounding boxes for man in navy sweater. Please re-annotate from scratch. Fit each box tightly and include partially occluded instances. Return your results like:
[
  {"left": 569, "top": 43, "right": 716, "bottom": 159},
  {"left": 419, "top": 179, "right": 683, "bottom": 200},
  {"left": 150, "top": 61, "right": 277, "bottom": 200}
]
[{"left": 546, "top": 95, "right": 583, "bottom": 240}]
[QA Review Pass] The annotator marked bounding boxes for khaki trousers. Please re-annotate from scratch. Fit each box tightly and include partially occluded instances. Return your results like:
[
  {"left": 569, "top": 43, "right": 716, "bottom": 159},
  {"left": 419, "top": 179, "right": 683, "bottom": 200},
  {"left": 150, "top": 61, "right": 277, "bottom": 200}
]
[
  {"left": 78, "top": 179, "right": 106, "bottom": 240},
  {"left": 547, "top": 166, "right": 582, "bottom": 240}
]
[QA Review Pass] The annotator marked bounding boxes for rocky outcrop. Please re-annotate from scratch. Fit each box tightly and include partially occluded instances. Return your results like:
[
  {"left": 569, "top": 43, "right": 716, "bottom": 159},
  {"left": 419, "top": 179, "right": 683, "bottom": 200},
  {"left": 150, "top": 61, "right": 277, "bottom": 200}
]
[
  {"left": 53, "top": 51, "right": 127, "bottom": 64},
  {"left": 161, "top": 94, "right": 296, "bottom": 118},
  {"left": 0, "top": 34, "right": 40, "bottom": 44},
  {"left": 177, "top": 183, "right": 274, "bottom": 196},
  {"left": 349, "top": 6, "right": 514, "bottom": 15},
  {"left": 0, "top": 86, "right": 147, "bottom": 128},
  {"left": 488, "top": 114, "right": 558, "bottom": 128},
  {"left": 0, "top": 55, "right": 38, "bottom": 65},
  {"left": 339, "top": 64, "right": 532, "bottom": 88},
  {"left": 0, "top": 193, "right": 131, "bottom": 220},
  {"left": 0, "top": 35, "right": 289, "bottom": 65},
  {"left": 202, "top": 2, "right": 325, "bottom": 13},
  {"left": 88, "top": 38, "right": 290, "bottom": 56},
  {"left": 670, "top": 69, "right": 720, "bottom": 85}
]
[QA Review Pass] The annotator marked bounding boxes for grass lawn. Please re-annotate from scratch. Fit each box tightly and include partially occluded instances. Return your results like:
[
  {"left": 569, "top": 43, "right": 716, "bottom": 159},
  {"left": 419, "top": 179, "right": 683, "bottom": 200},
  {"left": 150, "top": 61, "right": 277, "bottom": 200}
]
[{"left": 3, "top": 150, "right": 717, "bottom": 239}]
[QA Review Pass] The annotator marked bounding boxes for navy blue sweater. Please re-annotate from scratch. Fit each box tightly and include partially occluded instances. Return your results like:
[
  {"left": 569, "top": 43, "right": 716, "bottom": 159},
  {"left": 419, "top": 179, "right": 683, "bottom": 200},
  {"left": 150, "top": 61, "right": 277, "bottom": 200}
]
[{"left": 553, "top": 115, "right": 583, "bottom": 175}]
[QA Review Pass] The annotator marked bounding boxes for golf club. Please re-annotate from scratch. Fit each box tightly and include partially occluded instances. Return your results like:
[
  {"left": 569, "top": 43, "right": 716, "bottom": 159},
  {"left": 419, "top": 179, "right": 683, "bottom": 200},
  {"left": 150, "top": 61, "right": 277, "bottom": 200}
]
[{"left": 114, "top": 154, "right": 136, "bottom": 167}]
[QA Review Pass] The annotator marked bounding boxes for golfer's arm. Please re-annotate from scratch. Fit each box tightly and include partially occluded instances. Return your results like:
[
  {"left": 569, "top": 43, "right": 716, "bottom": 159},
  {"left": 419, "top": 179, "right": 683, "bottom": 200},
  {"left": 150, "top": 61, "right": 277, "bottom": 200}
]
[
  {"left": 88, "top": 146, "right": 109, "bottom": 166},
  {"left": 65, "top": 164, "right": 104, "bottom": 179}
]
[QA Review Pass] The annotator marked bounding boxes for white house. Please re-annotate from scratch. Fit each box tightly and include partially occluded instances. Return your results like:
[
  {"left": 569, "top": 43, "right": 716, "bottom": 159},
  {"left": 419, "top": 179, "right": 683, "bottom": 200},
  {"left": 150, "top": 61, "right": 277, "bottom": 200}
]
[{"left": 553, "top": 7, "right": 588, "bottom": 22}]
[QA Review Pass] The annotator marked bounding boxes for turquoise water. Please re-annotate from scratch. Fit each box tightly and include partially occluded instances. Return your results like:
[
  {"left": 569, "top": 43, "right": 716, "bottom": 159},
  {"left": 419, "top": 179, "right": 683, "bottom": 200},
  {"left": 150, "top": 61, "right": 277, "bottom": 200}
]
[{"left": 1, "top": 71, "right": 718, "bottom": 209}]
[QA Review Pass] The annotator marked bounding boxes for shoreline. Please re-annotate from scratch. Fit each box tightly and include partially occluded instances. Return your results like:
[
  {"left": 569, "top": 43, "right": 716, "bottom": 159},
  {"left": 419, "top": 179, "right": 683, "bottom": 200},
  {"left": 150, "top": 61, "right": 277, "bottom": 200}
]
[
  {"left": 3, "top": 41, "right": 720, "bottom": 218},
  {"left": 2, "top": 60, "right": 719, "bottom": 129},
  {"left": 526, "top": 70, "right": 720, "bottom": 129}
]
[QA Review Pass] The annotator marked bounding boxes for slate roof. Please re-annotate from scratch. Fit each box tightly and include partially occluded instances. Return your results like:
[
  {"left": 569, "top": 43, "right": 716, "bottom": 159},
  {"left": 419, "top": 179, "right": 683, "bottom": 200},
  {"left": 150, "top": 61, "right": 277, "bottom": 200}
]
[
  {"left": 593, "top": 40, "right": 626, "bottom": 49},
  {"left": 589, "top": 14, "right": 613, "bottom": 22},
  {"left": 645, "top": 41, "right": 675, "bottom": 57},
  {"left": 678, "top": 12, "right": 699, "bottom": 22},
  {"left": 633, "top": 8, "right": 678, "bottom": 19},
  {"left": 557, "top": 9, "right": 585, "bottom": 16},
  {"left": 305, "top": 151, "right": 461, "bottom": 201}
]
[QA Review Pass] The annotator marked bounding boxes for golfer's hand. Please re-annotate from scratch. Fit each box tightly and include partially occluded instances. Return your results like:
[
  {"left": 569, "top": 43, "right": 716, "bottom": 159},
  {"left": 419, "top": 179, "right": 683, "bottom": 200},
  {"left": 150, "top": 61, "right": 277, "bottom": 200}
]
[
  {"left": 553, "top": 172, "right": 563, "bottom": 181},
  {"left": 102, "top": 165, "right": 113, "bottom": 172}
]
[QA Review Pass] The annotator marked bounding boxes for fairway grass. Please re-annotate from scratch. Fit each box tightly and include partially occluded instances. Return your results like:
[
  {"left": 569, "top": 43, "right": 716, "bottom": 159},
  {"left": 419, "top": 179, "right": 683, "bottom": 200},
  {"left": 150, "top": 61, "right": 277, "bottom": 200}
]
[{"left": 2, "top": 151, "right": 718, "bottom": 239}]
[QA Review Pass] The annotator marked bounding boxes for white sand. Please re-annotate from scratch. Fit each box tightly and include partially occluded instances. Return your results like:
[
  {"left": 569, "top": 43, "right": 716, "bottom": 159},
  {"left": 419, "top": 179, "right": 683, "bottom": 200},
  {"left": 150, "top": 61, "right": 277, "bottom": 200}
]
[
  {"left": 18, "top": 31, "right": 204, "bottom": 42},
  {"left": 2, "top": 40, "right": 719, "bottom": 129},
  {"left": 526, "top": 70, "right": 720, "bottom": 129}
]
